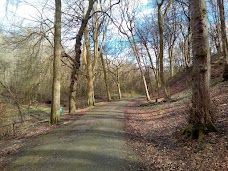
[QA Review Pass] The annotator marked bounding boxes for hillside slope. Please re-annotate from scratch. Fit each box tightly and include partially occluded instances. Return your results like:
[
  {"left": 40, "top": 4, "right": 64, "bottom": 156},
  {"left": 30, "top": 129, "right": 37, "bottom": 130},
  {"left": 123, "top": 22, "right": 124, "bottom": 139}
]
[{"left": 125, "top": 54, "right": 227, "bottom": 170}]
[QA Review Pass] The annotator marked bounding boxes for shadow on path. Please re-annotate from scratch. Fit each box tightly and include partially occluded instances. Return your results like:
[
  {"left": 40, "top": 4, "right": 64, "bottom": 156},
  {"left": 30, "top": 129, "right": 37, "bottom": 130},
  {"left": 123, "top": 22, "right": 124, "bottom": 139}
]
[{"left": 6, "top": 100, "right": 145, "bottom": 171}]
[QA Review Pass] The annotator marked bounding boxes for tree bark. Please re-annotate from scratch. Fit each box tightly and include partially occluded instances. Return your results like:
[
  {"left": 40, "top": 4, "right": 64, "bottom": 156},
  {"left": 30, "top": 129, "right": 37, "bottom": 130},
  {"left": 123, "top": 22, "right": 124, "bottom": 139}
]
[
  {"left": 190, "top": 0, "right": 216, "bottom": 134},
  {"left": 144, "top": 42, "right": 160, "bottom": 90},
  {"left": 169, "top": 46, "right": 174, "bottom": 77},
  {"left": 69, "top": 0, "right": 95, "bottom": 113},
  {"left": 157, "top": 1, "right": 172, "bottom": 100},
  {"left": 116, "top": 69, "right": 122, "bottom": 99},
  {"left": 100, "top": 51, "right": 112, "bottom": 101},
  {"left": 51, "top": 0, "right": 61, "bottom": 124},
  {"left": 217, "top": 0, "right": 228, "bottom": 81},
  {"left": 85, "top": 25, "right": 95, "bottom": 106},
  {"left": 132, "top": 40, "right": 151, "bottom": 101},
  {"left": 92, "top": 1, "right": 99, "bottom": 72},
  {"left": 69, "top": 69, "right": 77, "bottom": 113}
]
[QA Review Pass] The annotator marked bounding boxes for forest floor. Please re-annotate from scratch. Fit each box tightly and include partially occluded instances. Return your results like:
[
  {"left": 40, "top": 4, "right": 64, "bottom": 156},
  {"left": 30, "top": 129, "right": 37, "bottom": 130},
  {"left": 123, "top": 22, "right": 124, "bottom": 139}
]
[{"left": 125, "top": 67, "right": 228, "bottom": 170}]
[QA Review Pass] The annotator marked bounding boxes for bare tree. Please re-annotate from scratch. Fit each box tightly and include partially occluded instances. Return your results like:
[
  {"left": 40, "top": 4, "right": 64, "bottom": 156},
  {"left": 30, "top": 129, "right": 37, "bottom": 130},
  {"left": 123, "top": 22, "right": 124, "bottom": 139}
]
[
  {"left": 157, "top": 0, "right": 173, "bottom": 100},
  {"left": 118, "top": 0, "right": 151, "bottom": 101},
  {"left": 177, "top": 0, "right": 191, "bottom": 68},
  {"left": 99, "top": 14, "right": 112, "bottom": 101},
  {"left": 135, "top": 18, "right": 161, "bottom": 92},
  {"left": 187, "top": 0, "right": 217, "bottom": 140},
  {"left": 84, "top": 25, "right": 95, "bottom": 106},
  {"left": 208, "top": 0, "right": 222, "bottom": 53},
  {"left": 217, "top": 0, "right": 228, "bottom": 81},
  {"left": 164, "top": 4, "right": 178, "bottom": 77},
  {"left": 100, "top": 50, "right": 112, "bottom": 101},
  {"left": 69, "top": 0, "right": 95, "bottom": 114},
  {"left": 50, "top": 0, "right": 61, "bottom": 124},
  {"left": 107, "top": 58, "right": 124, "bottom": 99}
]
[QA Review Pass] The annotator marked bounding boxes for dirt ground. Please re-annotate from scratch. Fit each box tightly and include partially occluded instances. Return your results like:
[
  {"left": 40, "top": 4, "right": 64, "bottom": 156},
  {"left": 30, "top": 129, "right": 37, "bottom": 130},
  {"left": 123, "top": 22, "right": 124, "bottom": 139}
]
[{"left": 125, "top": 81, "right": 228, "bottom": 171}]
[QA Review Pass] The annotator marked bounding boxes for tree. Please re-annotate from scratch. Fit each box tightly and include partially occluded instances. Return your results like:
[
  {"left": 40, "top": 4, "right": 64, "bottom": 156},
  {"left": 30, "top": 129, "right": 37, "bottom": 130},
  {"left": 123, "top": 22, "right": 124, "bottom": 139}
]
[
  {"left": 51, "top": 0, "right": 62, "bottom": 125},
  {"left": 68, "top": 0, "right": 120, "bottom": 112},
  {"left": 164, "top": 4, "right": 178, "bottom": 77},
  {"left": 84, "top": 25, "right": 95, "bottom": 106},
  {"left": 135, "top": 17, "right": 161, "bottom": 92},
  {"left": 188, "top": 0, "right": 216, "bottom": 139},
  {"left": 157, "top": 0, "right": 173, "bottom": 100},
  {"left": 69, "top": 0, "right": 95, "bottom": 114},
  {"left": 106, "top": 58, "right": 124, "bottom": 99},
  {"left": 84, "top": 0, "right": 107, "bottom": 106},
  {"left": 177, "top": 0, "right": 191, "bottom": 68},
  {"left": 118, "top": 0, "right": 151, "bottom": 101},
  {"left": 208, "top": 0, "right": 222, "bottom": 53},
  {"left": 100, "top": 50, "right": 112, "bottom": 101},
  {"left": 99, "top": 15, "right": 112, "bottom": 102},
  {"left": 217, "top": 0, "right": 228, "bottom": 81}
]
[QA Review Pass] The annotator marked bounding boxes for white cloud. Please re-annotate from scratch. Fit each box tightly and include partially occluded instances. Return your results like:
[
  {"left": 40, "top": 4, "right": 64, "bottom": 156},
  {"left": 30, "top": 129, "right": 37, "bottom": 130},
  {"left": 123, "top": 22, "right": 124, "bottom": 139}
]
[{"left": 139, "top": 0, "right": 148, "bottom": 5}]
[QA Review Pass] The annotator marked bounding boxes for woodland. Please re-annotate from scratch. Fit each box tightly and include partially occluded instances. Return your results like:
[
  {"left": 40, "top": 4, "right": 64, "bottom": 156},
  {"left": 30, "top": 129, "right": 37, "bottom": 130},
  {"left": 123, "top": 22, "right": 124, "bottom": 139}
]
[{"left": 0, "top": 0, "right": 227, "bottom": 170}]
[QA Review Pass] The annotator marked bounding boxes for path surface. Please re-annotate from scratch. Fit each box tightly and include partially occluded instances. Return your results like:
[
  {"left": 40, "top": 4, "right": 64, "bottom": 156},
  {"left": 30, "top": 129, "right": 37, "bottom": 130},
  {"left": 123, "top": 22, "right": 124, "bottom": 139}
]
[{"left": 7, "top": 100, "right": 143, "bottom": 171}]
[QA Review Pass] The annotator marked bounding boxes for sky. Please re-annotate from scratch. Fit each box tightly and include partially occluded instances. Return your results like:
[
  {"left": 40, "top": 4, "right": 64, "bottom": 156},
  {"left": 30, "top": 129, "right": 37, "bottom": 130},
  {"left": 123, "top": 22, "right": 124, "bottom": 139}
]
[
  {"left": 0, "top": 0, "right": 54, "bottom": 28},
  {"left": 0, "top": 0, "right": 149, "bottom": 33},
  {"left": 0, "top": 0, "right": 148, "bottom": 18},
  {"left": 0, "top": 0, "right": 150, "bottom": 62}
]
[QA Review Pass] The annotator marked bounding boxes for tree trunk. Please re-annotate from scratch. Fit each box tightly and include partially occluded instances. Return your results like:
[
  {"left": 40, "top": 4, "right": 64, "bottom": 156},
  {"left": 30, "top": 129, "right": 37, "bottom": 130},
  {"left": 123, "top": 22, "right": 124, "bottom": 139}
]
[
  {"left": 92, "top": 1, "right": 99, "bottom": 72},
  {"left": 69, "top": 0, "right": 95, "bottom": 113},
  {"left": 144, "top": 42, "right": 160, "bottom": 90},
  {"left": 131, "top": 36, "right": 151, "bottom": 101},
  {"left": 85, "top": 25, "right": 95, "bottom": 106},
  {"left": 100, "top": 51, "right": 112, "bottom": 101},
  {"left": 186, "top": 33, "right": 191, "bottom": 67},
  {"left": 215, "top": 23, "right": 222, "bottom": 53},
  {"left": 190, "top": 0, "right": 216, "bottom": 135},
  {"left": 116, "top": 69, "right": 122, "bottom": 99},
  {"left": 117, "top": 83, "right": 122, "bottom": 99},
  {"left": 157, "top": 2, "right": 170, "bottom": 100},
  {"left": 169, "top": 46, "right": 174, "bottom": 77},
  {"left": 51, "top": 0, "right": 61, "bottom": 124},
  {"left": 217, "top": 0, "right": 228, "bottom": 81},
  {"left": 69, "top": 69, "right": 77, "bottom": 114},
  {"left": 137, "top": 58, "right": 151, "bottom": 101}
]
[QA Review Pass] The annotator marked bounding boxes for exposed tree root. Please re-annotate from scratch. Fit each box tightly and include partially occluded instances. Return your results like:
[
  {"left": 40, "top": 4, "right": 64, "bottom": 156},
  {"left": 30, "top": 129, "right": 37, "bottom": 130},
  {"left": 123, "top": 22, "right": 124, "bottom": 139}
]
[{"left": 180, "top": 123, "right": 218, "bottom": 143}]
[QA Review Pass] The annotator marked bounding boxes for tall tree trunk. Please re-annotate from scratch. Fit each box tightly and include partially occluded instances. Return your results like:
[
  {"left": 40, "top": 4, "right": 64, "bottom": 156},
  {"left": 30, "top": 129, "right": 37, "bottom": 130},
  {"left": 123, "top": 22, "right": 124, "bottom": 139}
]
[
  {"left": 215, "top": 22, "right": 222, "bottom": 53},
  {"left": 85, "top": 25, "right": 95, "bottom": 106},
  {"left": 145, "top": 66, "right": 154, "bottom": 96},
  {"left": 136, "top": 55, "right": 151, "bottom": 101},
  {"left": 51, "top": 0, "right": 61, "bottom": 124},
  {"left": 186, "top": 33, "right": 191, "bottom": 67},
  {"left": 116, "top": 69, "right": 122, "bottom": 99},
  {"left": 144, "top": 42, "right": 160, "bottom": 90},
  {"left": 69, "top": 0, "right": 95, "bottom": 113},
  {"left": 131, "top": 36, "right": 151, "bottom": 101},
  {"left": 169, "top": 46, "right": 174, "bottom": 77},
  {"left": 190, "top": 0, "right": 216, "bottom": 135},
  {"left": 157, "top": 2, "right": 171, "bottom": 100},
  {"left": 69, "top": 69, "right": 77, "bottom": 113},
  {"left": 92, "top": 1, "right": 99, "bottom": 72},
  {"left": 100, "top": 51, "right": 112, "bottom": 101},
  {"left": 217, "top": 0, "right": 228, "bottom": 81}
]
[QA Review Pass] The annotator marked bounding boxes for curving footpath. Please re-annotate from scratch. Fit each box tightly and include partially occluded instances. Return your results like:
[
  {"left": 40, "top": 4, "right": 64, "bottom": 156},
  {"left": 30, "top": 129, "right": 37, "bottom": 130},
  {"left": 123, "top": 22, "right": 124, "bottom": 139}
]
[{"left": 7, "top": 100, "right": 143, "bottom": 171}]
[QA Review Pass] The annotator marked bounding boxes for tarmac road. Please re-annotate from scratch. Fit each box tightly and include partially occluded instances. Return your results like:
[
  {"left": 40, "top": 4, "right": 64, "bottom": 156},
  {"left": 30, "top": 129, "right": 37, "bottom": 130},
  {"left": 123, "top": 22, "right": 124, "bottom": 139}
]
[{"left": 7, "top": 100, "right": 143, "bottom": 171}]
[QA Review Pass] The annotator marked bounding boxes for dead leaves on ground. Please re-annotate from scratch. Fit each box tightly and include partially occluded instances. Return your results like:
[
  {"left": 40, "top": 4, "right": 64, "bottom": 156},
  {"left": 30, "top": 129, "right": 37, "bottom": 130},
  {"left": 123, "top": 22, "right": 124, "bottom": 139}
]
[{"left": 125, "top": 82, "right": 228, "bottom": 171}]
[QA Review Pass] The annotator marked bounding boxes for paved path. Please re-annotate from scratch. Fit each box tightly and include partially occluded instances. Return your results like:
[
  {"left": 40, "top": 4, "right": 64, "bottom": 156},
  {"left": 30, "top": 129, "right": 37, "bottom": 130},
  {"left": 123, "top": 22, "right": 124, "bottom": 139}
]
[{"left": 7, "top": 100, "right": 143, "bottom": 171}]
